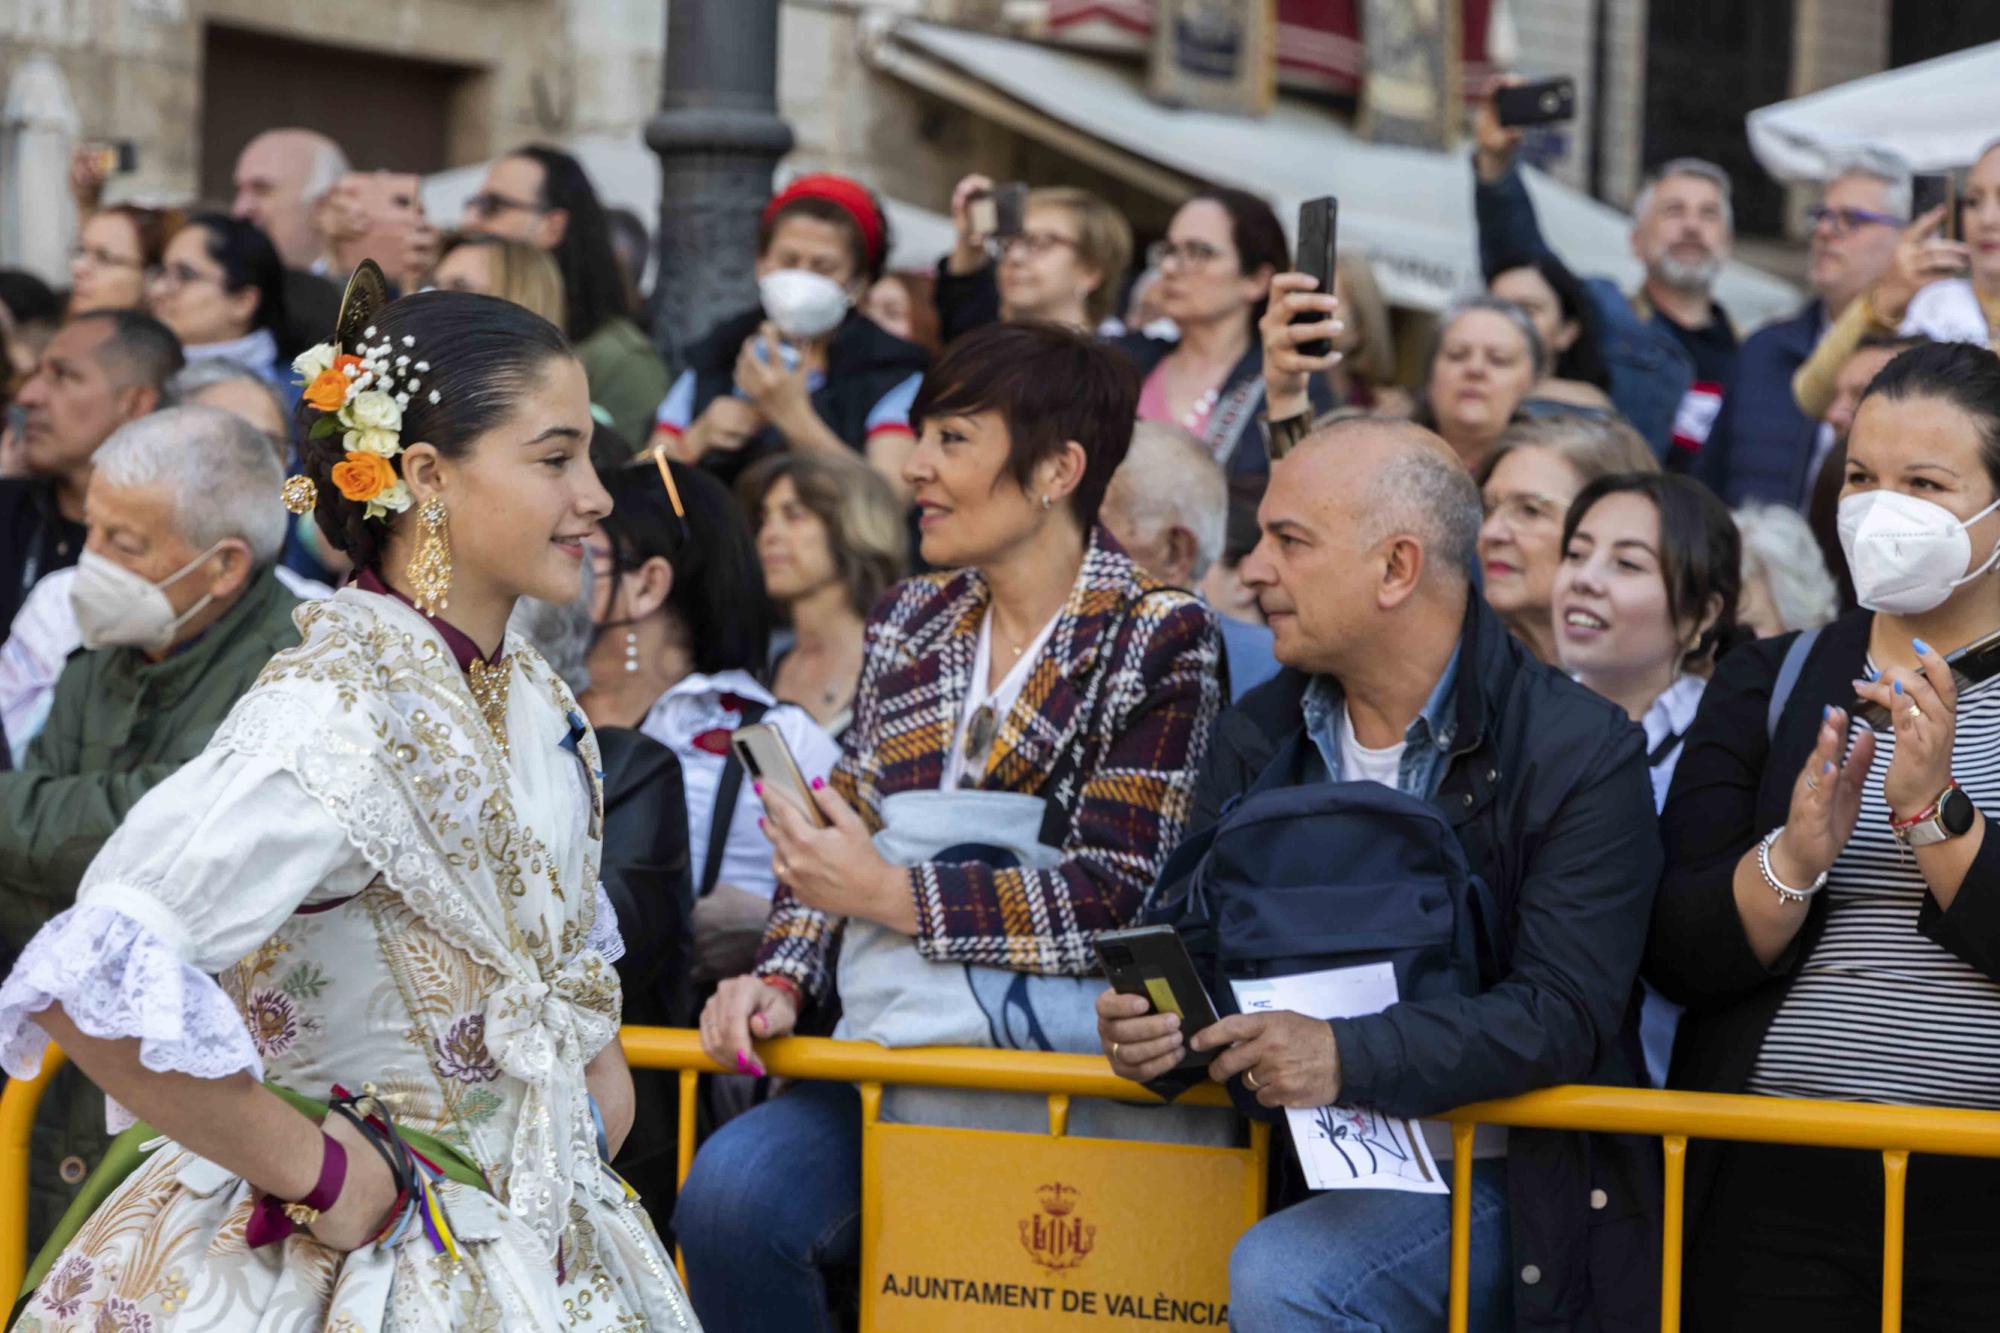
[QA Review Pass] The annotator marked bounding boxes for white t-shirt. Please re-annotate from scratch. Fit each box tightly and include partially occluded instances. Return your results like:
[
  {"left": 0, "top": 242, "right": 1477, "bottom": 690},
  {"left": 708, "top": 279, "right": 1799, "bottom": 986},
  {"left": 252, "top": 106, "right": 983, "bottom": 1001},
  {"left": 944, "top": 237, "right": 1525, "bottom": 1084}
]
[
  {"left": 942, "top": 608, "right": 1061, "bottom": 791},
  {"left": 1336, "top": 703, "right": 1406, "bottom": 788},
  {"left": 638, "top": 669, "right": 841, "bottom": 900}
]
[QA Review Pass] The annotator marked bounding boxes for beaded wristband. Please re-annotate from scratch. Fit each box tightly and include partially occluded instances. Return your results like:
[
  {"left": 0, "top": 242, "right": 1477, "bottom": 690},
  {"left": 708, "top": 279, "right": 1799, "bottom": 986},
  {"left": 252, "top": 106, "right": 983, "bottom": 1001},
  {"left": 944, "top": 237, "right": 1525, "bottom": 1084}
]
[{"left": 1758, "top": 826, "right": 1828, "bottom": 904}]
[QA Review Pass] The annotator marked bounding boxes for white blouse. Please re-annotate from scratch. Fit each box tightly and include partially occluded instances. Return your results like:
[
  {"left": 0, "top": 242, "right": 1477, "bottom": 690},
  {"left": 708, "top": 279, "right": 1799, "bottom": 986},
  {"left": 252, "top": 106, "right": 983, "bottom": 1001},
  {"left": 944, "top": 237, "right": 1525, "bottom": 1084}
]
[
  {"left": 0, "top": 746, "right": 625, "bottom": 1093},
  {"left": 639, "top": 669, "right": 840, "bottom": 900}
]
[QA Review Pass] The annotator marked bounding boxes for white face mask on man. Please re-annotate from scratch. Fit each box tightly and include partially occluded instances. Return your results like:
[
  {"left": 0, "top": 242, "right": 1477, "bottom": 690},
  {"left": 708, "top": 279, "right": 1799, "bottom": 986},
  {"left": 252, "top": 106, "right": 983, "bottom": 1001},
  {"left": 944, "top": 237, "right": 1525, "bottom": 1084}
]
[
  {"left": 757, "top": 269, "right": 851, "bottom": 342},
  {"left": 70, "top": 542, "right": 229, "bottom": 652},
  {"left": 1837, "top": 488, "right": 2000, "bottom": 616}
]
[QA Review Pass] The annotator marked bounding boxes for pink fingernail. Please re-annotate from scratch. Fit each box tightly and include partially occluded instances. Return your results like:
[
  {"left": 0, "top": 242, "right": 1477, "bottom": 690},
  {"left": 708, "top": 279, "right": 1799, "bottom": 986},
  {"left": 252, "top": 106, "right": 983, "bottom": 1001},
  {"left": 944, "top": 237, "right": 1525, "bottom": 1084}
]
[
  {"left": 811, "top": 776, "right": 825, "bottom": 790},
  {"left": 735, "top": 1050, "right": 756, "bottom": 1075},
  {"left": 753, "top": 780, "right": 764, "bottom": 795}
]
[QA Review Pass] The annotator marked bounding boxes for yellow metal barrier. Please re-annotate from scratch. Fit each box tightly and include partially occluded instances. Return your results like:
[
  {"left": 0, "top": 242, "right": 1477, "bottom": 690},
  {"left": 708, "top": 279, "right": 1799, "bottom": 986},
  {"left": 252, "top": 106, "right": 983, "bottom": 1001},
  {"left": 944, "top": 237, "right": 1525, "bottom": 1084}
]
[{"left": 9, "top": 1032, "right": 2000, "bottom": 1333}]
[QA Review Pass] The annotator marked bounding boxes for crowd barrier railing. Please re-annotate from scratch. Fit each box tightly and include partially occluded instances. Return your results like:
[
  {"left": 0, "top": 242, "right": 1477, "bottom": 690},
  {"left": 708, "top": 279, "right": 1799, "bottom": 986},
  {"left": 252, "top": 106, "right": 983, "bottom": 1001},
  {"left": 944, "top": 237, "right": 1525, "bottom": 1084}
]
[{"left": 7, "top": 1032, "right": 2000, "bottom": 1333}]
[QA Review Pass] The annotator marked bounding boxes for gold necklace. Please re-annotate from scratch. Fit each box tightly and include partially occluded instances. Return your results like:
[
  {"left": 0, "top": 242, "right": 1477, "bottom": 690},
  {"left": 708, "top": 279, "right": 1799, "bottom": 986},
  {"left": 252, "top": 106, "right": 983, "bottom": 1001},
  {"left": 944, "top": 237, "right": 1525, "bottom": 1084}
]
[{"left": 465, "top": 655, "right": 513, "bottom": 755}]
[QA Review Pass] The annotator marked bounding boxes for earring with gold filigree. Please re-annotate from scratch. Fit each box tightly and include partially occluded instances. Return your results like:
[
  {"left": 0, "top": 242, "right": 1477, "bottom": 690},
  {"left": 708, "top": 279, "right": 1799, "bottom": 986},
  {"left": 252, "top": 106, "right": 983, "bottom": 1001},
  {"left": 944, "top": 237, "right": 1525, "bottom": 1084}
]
[{"left": 405, "top": 496, "right": 453, "bottom": 616}]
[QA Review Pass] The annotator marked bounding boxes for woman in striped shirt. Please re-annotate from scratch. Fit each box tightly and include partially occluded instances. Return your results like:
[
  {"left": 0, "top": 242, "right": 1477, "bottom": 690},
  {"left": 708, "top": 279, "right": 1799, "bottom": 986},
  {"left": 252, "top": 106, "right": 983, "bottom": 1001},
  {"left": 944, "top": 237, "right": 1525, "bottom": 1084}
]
[{"left": 1650, "top": 341, "right": 2000, "bottom": 1331}]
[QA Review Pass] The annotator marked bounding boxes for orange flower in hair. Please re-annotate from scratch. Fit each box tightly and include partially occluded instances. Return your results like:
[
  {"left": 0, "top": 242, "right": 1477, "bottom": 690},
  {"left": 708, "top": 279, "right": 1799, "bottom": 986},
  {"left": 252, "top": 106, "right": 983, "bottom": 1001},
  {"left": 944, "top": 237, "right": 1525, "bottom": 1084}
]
[
  {"left": 330, "top": 450, "right": 398, "bottom": 503},
  {"left": 302, "top": 354, "right": 364, "bottom": 413}
]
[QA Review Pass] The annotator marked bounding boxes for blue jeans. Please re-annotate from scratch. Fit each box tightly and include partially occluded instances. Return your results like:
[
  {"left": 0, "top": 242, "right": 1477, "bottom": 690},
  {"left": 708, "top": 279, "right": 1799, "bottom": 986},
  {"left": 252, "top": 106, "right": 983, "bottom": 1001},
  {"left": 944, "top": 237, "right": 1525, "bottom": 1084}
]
[
  {"left": 673, "top": 1080, "right": 861, "bottom": 1333},
  {"left": 1228, "top": 1158, "right": 1512, "bottom": 1332}
]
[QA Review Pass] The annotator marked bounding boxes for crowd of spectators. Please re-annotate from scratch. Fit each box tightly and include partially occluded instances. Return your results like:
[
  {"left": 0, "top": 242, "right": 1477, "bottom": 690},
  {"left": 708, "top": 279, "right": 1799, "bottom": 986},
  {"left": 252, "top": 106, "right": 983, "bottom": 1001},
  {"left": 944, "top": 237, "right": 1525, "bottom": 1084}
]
[{"left": 3, "top": 71, "right": 1998, "bottom": 1332}]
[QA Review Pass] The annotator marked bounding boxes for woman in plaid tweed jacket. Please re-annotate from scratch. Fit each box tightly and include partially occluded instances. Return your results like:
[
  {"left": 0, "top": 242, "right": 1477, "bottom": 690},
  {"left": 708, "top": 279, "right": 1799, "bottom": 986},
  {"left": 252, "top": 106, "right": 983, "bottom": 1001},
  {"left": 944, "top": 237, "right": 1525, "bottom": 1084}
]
[{"left": 679, "top": 322, "right": 1225, "bottom": 1331}]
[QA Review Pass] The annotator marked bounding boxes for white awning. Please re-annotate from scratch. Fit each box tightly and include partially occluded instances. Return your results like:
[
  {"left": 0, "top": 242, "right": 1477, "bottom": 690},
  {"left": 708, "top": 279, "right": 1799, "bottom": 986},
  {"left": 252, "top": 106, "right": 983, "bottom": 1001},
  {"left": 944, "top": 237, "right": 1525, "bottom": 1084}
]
[
  {"left": 420, "top": 138, "right": 955, "bottom": 281},
  {"left": 1748, "top": 42, "right": 2000, "bottom": 181},
  {"left": 869, "top": 19, "right": 1802, "bottom": 326}
]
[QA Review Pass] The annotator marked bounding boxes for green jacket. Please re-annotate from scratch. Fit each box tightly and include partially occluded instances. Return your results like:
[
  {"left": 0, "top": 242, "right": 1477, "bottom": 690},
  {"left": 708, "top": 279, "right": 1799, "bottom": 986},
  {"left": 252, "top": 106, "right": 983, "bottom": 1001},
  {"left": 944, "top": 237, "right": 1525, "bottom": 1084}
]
[
  {"left": 0, "top": 568, "right": 301, "bottom": 1250},
  {"left": 576, "top": 315, "right": 671, "bottom": 450}
]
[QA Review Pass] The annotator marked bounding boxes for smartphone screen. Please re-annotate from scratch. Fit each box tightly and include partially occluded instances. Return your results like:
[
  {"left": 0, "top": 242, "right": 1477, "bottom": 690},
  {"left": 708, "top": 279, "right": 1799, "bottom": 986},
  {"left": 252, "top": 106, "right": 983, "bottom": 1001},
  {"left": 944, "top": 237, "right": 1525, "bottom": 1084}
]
[{"left": 1293, "top": 197, "right": 1338, "bottom": 359}]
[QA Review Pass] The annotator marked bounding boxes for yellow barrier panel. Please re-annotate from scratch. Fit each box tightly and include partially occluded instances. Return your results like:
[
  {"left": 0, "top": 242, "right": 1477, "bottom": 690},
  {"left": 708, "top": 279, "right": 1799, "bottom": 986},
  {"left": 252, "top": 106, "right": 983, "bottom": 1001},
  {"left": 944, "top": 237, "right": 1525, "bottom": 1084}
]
[
  {"left": 11, "top": 1033, "right": 2000, "bottom": 1333},
  {"left": 1438, "top": 1087, "right": 2000, "bottom": 1333}
]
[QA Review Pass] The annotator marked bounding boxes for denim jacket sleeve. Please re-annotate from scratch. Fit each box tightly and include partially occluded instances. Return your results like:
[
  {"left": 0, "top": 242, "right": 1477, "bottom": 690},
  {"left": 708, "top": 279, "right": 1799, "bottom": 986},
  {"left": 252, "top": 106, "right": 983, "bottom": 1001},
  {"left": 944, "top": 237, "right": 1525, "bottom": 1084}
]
[
  {"left": 1328, "top": 723, "right": 1661, "bottom": 1118},
  {"left": 1473, "top": 157, "right": 1554, "bottom": 276}
]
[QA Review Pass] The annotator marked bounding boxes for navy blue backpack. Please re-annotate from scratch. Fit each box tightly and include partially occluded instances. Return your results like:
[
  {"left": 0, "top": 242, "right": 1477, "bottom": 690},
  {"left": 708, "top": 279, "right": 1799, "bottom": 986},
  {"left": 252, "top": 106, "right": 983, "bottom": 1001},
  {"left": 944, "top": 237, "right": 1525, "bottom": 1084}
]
[{"left": 1145, "top": 732, "right": 1507, "bottom": 1022}]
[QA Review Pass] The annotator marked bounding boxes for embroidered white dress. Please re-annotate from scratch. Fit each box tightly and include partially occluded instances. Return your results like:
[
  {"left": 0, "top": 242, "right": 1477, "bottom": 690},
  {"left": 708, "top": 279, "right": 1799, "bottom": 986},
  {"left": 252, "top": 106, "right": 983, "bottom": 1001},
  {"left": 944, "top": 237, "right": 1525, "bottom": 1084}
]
[{"left": 0, "top": 589, "right": 697, "bottom": 1332}]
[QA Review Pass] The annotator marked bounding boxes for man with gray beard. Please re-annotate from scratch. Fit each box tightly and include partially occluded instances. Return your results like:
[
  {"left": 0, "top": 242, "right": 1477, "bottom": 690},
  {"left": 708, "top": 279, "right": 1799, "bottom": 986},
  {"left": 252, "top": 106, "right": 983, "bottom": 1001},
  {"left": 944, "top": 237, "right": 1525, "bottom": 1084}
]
[{"left": 1473, "top": 81, "right": 1738, "bottom": 466}]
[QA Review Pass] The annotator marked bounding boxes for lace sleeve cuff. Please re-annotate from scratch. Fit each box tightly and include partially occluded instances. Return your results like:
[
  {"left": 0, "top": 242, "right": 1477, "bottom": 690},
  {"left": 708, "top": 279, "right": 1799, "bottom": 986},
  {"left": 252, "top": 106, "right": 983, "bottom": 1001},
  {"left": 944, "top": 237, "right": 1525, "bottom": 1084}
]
[
  {"left": 588, "top": 881, "right": 626, "bottom": 964},
  {"left": 0, "top": 903, "right": 263, "bottom": 1084}
]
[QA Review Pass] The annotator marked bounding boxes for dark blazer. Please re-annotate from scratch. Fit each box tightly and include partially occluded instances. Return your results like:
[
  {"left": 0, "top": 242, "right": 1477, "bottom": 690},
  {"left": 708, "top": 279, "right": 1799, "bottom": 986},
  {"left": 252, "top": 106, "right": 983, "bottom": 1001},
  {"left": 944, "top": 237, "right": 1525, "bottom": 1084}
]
[
  {"left": 595, "top": 726, "right": 695, "bottom": 1025},
  {"left": 1692, "top": 303, "right": 1825, "bottom": 507},
  {"left": 1648, "top": 613, "right": 2000, "bottom": 1226},
  {"left": 1184, "top": 596, "right": 1664, "bottom": 1332}
]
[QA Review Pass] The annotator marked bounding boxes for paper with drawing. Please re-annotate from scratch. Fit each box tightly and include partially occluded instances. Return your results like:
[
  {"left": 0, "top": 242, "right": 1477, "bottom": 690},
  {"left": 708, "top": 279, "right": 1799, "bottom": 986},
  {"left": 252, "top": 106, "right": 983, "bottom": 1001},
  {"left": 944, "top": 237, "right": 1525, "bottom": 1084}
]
[{"left": 1230, "top": 962, "right": 1446, "bottom": 1194}]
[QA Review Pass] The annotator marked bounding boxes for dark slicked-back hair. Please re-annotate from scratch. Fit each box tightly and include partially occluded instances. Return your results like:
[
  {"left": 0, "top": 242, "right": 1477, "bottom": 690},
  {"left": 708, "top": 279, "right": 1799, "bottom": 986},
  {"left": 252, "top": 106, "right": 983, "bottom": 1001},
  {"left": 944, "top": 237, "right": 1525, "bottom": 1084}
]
[
  {"left": 911, "top": 320, "right": 1139, "bottom": 530},
  {"left": 1859, "top": 340, "right": 2000, "bottom": 495},
  {"left": 70, "top": 308, "right": 185, "bottom": 394}
]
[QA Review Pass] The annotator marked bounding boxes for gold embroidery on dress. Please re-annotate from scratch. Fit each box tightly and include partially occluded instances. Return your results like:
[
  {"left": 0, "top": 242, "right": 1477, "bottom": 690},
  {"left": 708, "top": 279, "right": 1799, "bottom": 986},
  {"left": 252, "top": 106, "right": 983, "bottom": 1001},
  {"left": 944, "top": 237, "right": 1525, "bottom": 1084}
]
[{"left": 466, "top": 656, "right": 512, "bottom": 755}]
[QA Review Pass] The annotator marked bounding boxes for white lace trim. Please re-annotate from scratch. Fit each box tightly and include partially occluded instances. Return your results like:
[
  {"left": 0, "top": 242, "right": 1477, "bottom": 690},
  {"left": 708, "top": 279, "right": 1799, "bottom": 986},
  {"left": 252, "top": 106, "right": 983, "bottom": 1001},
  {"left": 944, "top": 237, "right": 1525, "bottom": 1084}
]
[
  {"left": 589, "top": 881, "right": 626, "bottom": 964},
  {"left": 0, "top": 903, "right": 262, "bottom": 1083}
]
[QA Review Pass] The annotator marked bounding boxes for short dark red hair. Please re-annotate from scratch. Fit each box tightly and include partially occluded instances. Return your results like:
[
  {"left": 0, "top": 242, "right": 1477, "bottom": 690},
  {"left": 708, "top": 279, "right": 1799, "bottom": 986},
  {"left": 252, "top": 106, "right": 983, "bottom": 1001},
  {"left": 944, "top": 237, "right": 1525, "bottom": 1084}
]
[{"left": 910, "top": 321, "right": 1139, "bottom": 530}]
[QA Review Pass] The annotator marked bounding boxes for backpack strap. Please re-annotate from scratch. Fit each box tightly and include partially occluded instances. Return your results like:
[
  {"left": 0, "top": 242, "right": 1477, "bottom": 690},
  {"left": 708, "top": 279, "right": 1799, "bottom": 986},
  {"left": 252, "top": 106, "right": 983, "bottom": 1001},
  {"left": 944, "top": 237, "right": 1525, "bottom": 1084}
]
[
  {"left": 699, "top": 697, "right": 769, "bottom": 899},
  {"left": 1766, "top": 626, "right": 1822, "bottom": 743}
]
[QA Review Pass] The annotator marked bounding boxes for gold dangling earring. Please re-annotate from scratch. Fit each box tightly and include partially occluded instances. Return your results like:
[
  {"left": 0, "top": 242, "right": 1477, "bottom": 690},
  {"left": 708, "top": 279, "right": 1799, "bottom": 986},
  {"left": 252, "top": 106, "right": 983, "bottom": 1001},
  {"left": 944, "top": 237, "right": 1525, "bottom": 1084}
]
[{"left": 406, "top": 496, "right": 453, "bottom": 616}]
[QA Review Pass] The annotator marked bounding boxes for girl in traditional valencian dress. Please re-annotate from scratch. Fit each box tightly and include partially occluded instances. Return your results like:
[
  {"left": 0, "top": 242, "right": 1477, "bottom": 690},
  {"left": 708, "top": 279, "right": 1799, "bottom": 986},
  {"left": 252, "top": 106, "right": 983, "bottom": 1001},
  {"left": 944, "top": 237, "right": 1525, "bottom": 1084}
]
[{"left": 0, "top": 272, "right": 700, "bottom": 1331}]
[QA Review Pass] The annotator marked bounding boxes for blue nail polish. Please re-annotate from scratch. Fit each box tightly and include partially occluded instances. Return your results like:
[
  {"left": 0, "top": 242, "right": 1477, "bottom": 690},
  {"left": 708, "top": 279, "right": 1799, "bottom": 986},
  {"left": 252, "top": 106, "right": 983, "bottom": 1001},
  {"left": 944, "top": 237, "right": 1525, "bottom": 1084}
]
[
  {"left": 1914, "top": 637, "right": 1932, "bottom": 656},
  {"left": 1822, "top": 704, "right": 1831, "bottom": 720},
  {"left": 1895, "top": 679, "right": 1904, "bottom": 694},
  {"left": 1866, "top": 666, "right": 1879, "bottom": 682},
  {"left": 1824, "top": 760, "right": 1835, "bottom": 774}
]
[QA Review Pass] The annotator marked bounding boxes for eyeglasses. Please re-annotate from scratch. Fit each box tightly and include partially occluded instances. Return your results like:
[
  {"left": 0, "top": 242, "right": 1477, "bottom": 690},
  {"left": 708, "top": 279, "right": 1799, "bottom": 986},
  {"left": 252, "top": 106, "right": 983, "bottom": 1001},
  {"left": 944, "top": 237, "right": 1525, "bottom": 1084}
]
[
  {"left": 71, "top": 245, "right": 143, "bottom": 271},
  {"left": 1806, "top": 205, "right": 1904, "bottom": 236},
  {"left": 1482, "top": 491, "right": 1571, "bottom": 527},
  {"left": 994, "top": 231, "right": 1081, "bottom": 261},
  {"left": 465, "top": 190, "right": 548, "bottom": 220},
  {"left": 144, "top": 262, "right": 225, "bottom": 292},
  {"left": 1146, "top": 239, "right": 1229, "bottom": 272}
]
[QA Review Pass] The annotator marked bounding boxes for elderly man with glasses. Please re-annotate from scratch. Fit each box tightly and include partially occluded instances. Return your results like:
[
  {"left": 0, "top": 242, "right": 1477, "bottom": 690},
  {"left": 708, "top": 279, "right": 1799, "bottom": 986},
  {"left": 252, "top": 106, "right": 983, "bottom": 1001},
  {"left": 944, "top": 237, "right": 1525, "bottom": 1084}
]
[{"left": 1694, "top": 148, "right": 1913, "bottom": 510}]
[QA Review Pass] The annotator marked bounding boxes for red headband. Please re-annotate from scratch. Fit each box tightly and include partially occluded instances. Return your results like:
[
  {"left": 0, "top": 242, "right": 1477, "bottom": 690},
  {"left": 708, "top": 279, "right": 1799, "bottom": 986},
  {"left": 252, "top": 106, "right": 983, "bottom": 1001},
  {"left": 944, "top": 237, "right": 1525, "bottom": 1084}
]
[{"left": 763, "top": 173, "right": 884, "bottom": 266}]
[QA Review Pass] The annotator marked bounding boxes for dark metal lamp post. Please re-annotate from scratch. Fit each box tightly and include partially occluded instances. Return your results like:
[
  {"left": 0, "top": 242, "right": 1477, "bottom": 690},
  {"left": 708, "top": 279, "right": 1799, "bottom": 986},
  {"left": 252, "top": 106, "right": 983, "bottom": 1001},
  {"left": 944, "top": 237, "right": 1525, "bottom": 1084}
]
[{"left": 647, "top": 0, "right": 795, "bottom": 375}]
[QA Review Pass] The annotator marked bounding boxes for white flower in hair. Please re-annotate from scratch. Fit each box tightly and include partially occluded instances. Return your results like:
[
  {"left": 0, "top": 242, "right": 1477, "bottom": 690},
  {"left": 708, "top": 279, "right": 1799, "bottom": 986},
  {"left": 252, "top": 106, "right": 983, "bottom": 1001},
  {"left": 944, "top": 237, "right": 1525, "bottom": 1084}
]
[
  {"left": 363, "top": 479, "right": 414, "bottom": 522},
  {"left": 343, "top": 426, "right": 401, "bottom": 457},
  {"left": 291, "top": 343, "right": 335, "bottom": 380},
  {"left": 342, "top": 389, "right": 403, "bottom": 433}
]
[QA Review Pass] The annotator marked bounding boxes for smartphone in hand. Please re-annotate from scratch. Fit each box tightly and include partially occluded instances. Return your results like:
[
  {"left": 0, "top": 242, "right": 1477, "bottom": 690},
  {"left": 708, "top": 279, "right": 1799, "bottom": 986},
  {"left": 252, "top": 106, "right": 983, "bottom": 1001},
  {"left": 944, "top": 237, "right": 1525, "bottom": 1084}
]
[
  {"left": 1912, "top": 172, "right": 1962, "bottom": 242},
  {"left": 1495, "top": 77, "right": 1577, "bottom": 128},
  {"left": 1094, "top": 925, "right": 1222, "bottom": 1069},
  {"left": 1292, "top": 196, "right": 1338, "bottom": 359},
  {"left": 731, "top": 723, "right": 830, "bottom": 828}
]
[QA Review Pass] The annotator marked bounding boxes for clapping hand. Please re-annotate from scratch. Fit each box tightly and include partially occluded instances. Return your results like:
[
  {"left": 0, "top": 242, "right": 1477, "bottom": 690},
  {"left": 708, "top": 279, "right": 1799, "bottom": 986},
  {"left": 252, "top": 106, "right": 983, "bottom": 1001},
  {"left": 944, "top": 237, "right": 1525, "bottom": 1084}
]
[{"left": 1770, "top": 704, "right": 1875, "bottom": 887}]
